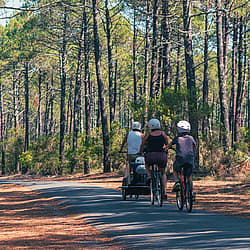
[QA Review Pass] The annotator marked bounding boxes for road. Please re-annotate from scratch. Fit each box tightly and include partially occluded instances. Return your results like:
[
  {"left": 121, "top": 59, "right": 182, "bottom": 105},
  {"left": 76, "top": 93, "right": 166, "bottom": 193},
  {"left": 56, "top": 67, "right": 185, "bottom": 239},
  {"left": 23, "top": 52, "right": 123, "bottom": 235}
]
[{"left": 1, "top": 180, "right": 249, "bottom": 249}]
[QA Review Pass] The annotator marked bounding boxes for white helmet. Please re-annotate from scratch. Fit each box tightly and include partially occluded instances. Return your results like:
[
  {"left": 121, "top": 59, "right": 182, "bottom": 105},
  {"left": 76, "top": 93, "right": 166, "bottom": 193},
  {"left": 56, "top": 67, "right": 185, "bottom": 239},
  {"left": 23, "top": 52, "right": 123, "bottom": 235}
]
[
  {"left": 132, "top": 121, "right": 141, "bottom": 130},
  {"left": 177, "top": 120, "right": 191, "bottom": 133},
  {"left": 148, "top": 118, "right": 160, "bottom": 130},
  {"left": 135, "top": 156, "right": 145, "bottom": 164}
]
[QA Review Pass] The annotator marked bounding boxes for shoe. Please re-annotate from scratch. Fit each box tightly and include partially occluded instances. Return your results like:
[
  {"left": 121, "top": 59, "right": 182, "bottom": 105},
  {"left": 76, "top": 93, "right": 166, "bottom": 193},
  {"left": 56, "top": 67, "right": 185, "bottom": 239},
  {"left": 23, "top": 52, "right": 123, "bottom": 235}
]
[{"left": 172, "top": 182, "right": 180, "bottom": 192}]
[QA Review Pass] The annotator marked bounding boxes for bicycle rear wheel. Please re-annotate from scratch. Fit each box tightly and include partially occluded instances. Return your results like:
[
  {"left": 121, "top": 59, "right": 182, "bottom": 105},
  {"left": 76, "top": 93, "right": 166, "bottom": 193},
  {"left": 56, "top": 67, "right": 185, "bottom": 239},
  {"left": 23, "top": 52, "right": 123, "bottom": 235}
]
[
  {"left": 176, "top": 185, "right": 184, "bottom": 210},
  {"left": 155, "top": 172, "right": 163, "bottom": 207},
  {"left": 122, "top": 178, "right": 127, "bottom": 201},
  {"left": 185, "top": 182, "right": 193, "bottom": 212},
  {"left": 150, "top": 178, "right": 155, "bottom": 205}
]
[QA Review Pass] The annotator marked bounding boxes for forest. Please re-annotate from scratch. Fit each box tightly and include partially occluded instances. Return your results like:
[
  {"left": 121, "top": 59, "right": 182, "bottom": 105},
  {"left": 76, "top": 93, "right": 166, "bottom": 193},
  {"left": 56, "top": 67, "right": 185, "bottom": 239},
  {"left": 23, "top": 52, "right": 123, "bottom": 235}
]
[{"left": 0, "top": 0, "right": 249, "bottom": 178}]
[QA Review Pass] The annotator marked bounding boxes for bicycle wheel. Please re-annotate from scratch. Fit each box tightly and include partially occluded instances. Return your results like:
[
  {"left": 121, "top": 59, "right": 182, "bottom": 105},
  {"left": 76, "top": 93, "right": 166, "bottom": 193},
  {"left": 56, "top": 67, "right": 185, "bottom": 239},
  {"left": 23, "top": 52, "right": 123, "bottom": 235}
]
[
  {"left": 176, "top": 184, "right": 184, "bottom": 210},
  {"left": 155, "top": 172, "right": 163, "bottom": 207},
  {"left": 150, "top": 178, "right": 155, "bottom": 205},
  {"left": 122, "top": 178, "right": 127, "bottom": 201},
  {"left": 185, "top": 182, "right": 193, "bottom": 212}
]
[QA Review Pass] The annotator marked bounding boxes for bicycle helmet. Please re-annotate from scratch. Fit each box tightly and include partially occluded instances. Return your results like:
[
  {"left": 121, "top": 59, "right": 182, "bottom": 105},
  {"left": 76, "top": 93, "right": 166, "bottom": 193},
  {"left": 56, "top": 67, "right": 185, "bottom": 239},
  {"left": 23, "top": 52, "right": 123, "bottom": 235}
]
[
  {"left": 135, "top": 156, "right": 145, "bottom": 164},
  {"left": 177, "top": 120, "right": 191, "bottom": 133},
  {"left": 148, "top": 118, "right": 160, "bottom": 130},
  {"left": 132, "top": 121, "right": 141, "bottom": 130}
]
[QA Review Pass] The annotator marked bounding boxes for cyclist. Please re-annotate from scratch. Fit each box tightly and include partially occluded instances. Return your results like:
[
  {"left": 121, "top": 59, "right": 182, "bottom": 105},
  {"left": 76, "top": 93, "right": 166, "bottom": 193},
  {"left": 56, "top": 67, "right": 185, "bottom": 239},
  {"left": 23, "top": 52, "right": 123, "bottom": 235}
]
[
  {"left": 138, "top": 118, "right": 169, "bottom": 198},
  {"left": 120, "top": 122, "right": 144, "bottom": 181},
  {"left": 164, "top": 120, "right": 196, "bottom": 192}
]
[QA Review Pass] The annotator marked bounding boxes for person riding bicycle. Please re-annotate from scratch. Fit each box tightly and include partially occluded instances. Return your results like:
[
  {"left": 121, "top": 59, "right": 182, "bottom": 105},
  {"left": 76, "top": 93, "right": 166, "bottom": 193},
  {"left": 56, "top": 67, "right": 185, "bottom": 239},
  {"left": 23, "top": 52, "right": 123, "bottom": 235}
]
[
  {"left": 164, "top": 120, "right": 196, "bottom": 192},
  {"left": 120, "top": 121, "right": 144, "bottom": 181},
  {"left": 138, "top": 118, "right": 169, "bottom": 198}
]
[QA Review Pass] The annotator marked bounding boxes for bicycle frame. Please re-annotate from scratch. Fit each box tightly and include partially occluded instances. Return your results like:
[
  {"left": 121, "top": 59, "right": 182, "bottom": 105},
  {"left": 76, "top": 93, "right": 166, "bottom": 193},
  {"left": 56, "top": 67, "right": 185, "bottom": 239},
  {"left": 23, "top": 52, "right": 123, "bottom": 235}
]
[
  {"left": 150, "top": 164, "right": 163, "bottom": 207},
  {"left": 178, "top": 172, "right": 186, "bottom": 200},
  {"left": 176, "top": 171, "right": 193, "bottom": 212}
]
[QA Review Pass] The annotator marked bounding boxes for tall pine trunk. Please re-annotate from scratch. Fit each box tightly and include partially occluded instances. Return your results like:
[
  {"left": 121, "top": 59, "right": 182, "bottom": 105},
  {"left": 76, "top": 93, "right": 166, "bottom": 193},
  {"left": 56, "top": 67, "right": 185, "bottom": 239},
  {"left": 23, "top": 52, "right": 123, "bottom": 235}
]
[
  {"left": 92, "top": 0, "right": 110, "bottom": 173},
  {"left": 150, "top": 0, "right": 159, "bottom": 98},
  {"left": 202, "top": 0, "right": 209, "bottom": 137},
  {"left": 230, "top": 15, "right": 238, "bottom": 145},
  {"left": 234, "top": 18, "right": 244, "bottom": 144},
  {"left": 83, "top": 0, "right": 91, "bottom": 174},
  {"left": 0, "top": 77, "right": 5, "bottom": 175},
  {"left": 105, "top": 0, "right": 115, "bottom": 125},
  {"left": 24, "top": 61, "right": 29, "bottom": 153},
  {"left": 59, "top": 7, "right": 68, "bottom": 174},
  {"left": 182, "top": 0, "right": 199, "bottom": 166},
  {"left": 216, "top": 0, "right": 230, "bottom": 151},
  {"left": 133, "top": 7, "right": 137, "bottom": 104}
]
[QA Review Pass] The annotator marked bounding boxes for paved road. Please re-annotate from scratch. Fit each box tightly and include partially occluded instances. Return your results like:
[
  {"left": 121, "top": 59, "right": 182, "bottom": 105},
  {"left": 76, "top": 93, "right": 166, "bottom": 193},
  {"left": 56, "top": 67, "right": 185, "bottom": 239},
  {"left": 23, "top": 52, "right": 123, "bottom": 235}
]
[{"left": 1, "top": 180, "right": 249, "bottom": 249}]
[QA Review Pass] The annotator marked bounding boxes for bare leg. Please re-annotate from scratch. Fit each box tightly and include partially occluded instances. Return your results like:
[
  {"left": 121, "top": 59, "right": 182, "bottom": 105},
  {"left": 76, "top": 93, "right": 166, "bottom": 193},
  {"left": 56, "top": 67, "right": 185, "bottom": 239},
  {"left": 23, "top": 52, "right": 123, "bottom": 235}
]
[
  {"left": 160, "top": 167, "right": 167, "bottom": 194},
  {"left": 145, "top": 164, "right": 151, "bottom": 179}
]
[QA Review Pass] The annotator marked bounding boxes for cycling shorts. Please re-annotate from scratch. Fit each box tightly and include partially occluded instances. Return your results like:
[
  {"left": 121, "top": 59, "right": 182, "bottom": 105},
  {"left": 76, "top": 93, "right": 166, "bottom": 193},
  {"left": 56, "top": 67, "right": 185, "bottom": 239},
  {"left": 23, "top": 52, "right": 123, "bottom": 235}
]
[
  {"left": 145, "top": 152, "right": 167, "bottom": 168},
  {"left": 174, "top": 162, "right": 193, "bottom": 177}
]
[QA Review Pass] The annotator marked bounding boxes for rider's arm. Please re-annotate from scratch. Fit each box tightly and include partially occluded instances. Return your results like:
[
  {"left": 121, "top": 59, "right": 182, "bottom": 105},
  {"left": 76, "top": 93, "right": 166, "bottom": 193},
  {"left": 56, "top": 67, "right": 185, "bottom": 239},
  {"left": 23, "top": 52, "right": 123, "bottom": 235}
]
[
  {"left": 164, "top": 142, "right": 172, "bottom": 151},
  {"left": 139, "top": 133, "right": 149, "bottom": 154},
  {"left": 120, "top": 132, "right": 129, "bottom": 152}
]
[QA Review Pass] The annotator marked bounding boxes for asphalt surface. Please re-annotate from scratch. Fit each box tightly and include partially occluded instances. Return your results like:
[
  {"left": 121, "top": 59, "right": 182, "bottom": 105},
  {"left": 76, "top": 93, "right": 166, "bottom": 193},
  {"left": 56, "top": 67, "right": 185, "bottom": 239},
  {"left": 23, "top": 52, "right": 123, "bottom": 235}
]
[{"left": 1, "top": 180, "right": 249, "bottom": 249}]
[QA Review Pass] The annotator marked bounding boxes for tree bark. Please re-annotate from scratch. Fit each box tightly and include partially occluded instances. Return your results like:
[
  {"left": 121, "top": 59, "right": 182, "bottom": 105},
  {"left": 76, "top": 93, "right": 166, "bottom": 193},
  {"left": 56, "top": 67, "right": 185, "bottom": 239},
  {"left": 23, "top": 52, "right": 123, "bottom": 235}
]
[
  {"left": 150, "top": 0, "right": 159, "bottom": 98},
  {"left": 182, "top": 0, "right": 199, "bottom": 166},
  {"left": 24, "top": 61, "right": 29, "bottom": 153},
  {"left": 216, "top": 0, "right": 230, "bottom": 151},
  {"left": 161, "top": 0, "right": 171, "bottom": 88},
  {"left": 133, "top": 7, "right": 137, "bottom": 104},
  {"left": 105, "top": 0, "right": 115, "bottom": 125},
  {"left": 230, "top": 15, "right": 238, "bottom": 145},
  {"left": 92, "top": 0, "right": 110, "bottom": 173},
  {"left": 182, "top": 0, "right": 198, "bottom": 138},
  {"left": 83, "top": 0, "right": 91, "bottom": 174},
  {"left": 37, "top": 73, "right": 42, "bottom": 137},
  {"left": 59, "top": 7, "right": 68, "bottom": 174},
  {"left": 202, "top": 0, "right": 209, "bottom": 137},
  {"left": 234, "top": 17, "right": 244, "bottom": 144},
  {"left": 175, "top": 27, "right": 181, "bottom": 92},
  {"left": 0, "top": 77, "right": 5, "bottom": 175}
]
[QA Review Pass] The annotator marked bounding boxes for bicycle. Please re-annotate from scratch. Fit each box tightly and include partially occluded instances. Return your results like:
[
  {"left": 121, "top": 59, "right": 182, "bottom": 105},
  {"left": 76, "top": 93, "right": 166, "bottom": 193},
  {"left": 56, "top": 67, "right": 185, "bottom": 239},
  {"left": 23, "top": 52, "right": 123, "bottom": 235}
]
[
  {"left": 150, "top": 164, "right": 164, "bottom": 207},
  {"left": 175, "top": 170, "right": 193, "bottom": 212}
]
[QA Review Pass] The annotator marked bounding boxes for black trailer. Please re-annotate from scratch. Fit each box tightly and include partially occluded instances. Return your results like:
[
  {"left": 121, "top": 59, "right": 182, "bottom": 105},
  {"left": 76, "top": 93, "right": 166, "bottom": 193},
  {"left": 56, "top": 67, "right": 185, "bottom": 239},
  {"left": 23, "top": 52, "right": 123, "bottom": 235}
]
[{"left": 121, "top": 162, "right": 150, "bottom": 200}]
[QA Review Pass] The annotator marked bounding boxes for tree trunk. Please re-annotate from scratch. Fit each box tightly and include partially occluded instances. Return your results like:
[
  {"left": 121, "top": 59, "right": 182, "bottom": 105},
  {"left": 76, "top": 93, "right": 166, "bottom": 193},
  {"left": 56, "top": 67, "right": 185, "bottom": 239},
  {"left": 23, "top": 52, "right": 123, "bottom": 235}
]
[
  {"left": 12, "top": 62, "right": 18, "bottom": 128},
  {"left": 49, "top": 72, "right": 55, "bottom": 136},
  {"left": 83, "top": 0, "right": 91, "bottom": 174},
  {"left": 59, "top": 7, "right": 68, "bottom": 174},
  {"left": 44, "top": 74, "right": 49, "bottom": 136},
  {"left": 105, "top": 0, "right": 115, "bottom": 125},
  {"left": 133, "top": 7, "right": 137, "bottom": 104},
  {"left": 202, "top": 0, "right": 209, "bottom": 137},
  {"left": 150, "top": 0, "right": 159, "bottom": 98},
  {"left": 37, "top": 73, "right": 42, "bottom": 137},
  {"left": 0, "top": 77, "right": 5, "bottom": 175},
  {"left": 161, "top": 0, "right": 171, "bottom": 88},
  {"left": 175, "top": 27, "right": 181, "bottom": 92},
  {"left": 73, "top": 3, "right": 84, "bottom": 152},
  {"left": 143, "top": 0, "right": 150, "bottom": 126},
  {"left": 234, "top": 17, "right": 244, "bottom": 144},
  {"left": 24, "top": 61, "right": 29, "bottom": 153},
  {"left": 182, "top": 0, "right": 199, "bottom": 166},
  {"left": 92, "top": 0, "right": 110, "bottom": 173},
  {"left": 230, "top": 15, "right": 238, "bottom": 145},
  {"left": 216, "top": 0, "right": 230, "bottom": 151}
]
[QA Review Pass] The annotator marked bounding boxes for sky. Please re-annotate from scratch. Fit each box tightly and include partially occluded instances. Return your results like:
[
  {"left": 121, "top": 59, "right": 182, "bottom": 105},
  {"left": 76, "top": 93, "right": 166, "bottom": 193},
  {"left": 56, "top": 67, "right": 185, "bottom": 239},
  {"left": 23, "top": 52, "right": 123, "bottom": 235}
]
[{"left": 0, "top": 0, "right": 23, "bottom": 26}]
